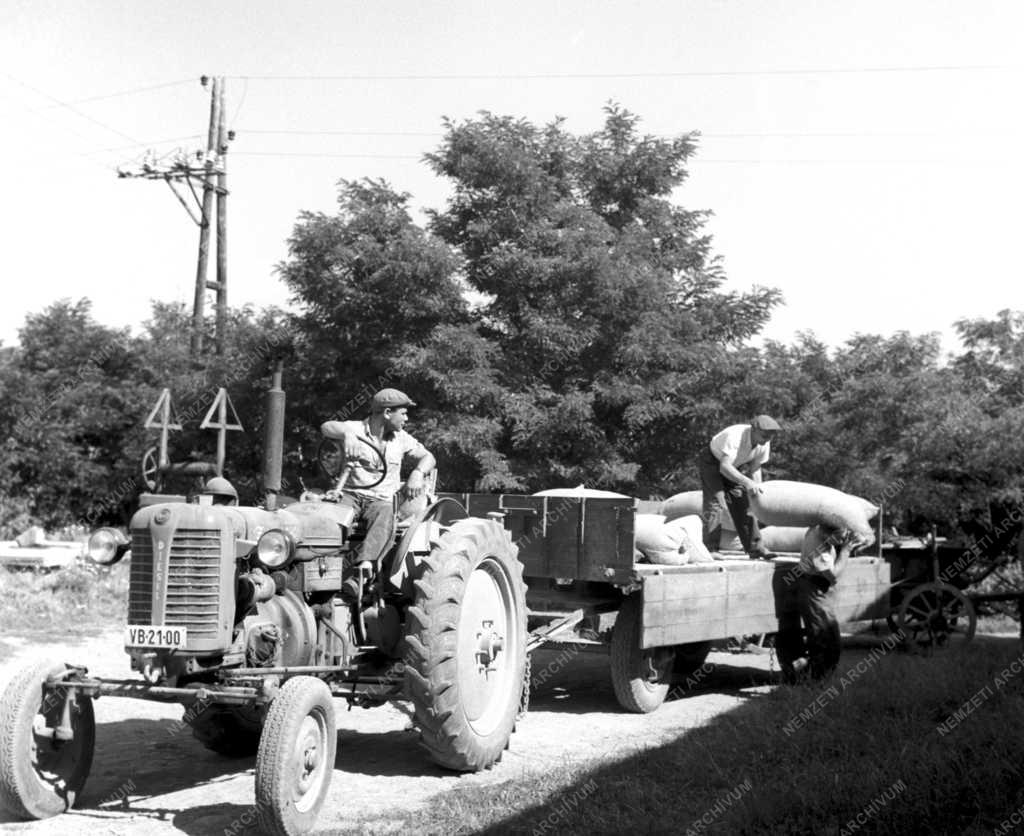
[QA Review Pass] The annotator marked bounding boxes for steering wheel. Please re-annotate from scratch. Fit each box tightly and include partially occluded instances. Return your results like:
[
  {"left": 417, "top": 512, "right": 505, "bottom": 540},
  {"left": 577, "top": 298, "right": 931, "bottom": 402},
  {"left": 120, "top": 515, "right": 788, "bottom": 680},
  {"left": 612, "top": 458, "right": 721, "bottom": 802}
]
[
  {"left": 141, "top": 446, "right": 162, "bottom": 493},
  {"left": 317, "top": 436, "right": 387, "bottom": 490}
]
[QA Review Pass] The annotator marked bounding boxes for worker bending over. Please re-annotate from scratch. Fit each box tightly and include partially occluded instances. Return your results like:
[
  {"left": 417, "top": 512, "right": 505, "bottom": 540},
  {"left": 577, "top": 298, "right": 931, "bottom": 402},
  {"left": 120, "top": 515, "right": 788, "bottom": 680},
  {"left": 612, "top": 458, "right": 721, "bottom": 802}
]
[{"left": 698, "top": 415, "right": 781, "bottom": 559}]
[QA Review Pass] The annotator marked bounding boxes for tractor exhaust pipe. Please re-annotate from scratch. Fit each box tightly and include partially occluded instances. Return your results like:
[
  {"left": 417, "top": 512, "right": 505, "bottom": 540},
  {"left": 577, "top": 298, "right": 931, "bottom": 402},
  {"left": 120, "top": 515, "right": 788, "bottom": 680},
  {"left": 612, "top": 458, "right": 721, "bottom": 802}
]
[{"left": 262, "top": 360, "right": 285, "bottom": 511}]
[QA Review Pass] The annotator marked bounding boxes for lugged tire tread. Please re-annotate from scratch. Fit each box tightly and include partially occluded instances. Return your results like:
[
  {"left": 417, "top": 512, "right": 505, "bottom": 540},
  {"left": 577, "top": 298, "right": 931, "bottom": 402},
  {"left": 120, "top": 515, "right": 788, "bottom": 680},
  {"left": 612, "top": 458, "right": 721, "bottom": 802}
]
[{"left": 404, "top": 518, "right": 527, "bottom": 772}]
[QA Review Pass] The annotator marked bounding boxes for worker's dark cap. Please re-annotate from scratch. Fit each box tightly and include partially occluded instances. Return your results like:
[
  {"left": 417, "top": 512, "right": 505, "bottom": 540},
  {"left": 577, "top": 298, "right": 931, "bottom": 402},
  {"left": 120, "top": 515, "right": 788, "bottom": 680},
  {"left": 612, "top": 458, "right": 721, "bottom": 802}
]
[
  {"left": 752, "top": 414, "right": 782, "bottom": 432},
  {"left": 371, "top": 388, "right": 416, "bottom": 410},
  {"left": 202, "top": 476, "right": 238, "bottom": 497}
]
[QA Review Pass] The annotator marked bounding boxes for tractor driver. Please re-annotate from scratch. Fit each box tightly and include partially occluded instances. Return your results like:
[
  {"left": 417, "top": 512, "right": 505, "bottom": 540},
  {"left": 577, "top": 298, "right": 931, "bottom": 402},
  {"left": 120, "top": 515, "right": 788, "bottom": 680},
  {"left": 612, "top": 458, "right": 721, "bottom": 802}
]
[{"left": 320, "top": 388, "right": 436, "bottom": 566}]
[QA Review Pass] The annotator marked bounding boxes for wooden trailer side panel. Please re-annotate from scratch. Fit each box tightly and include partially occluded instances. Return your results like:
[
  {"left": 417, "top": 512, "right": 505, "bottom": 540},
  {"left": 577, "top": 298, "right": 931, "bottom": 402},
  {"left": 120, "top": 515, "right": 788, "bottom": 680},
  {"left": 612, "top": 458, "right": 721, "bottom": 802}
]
[
  {"left": 639, "top": 557, "right": 891, "bottom": 649},
  {"left": 833, "top": 557, "right": 891, "bottom": 623},
  {"left": 438, "top": 493, "right": 635, "bottom": 583},
  {"left": 641, "top": 565, "right": 779, "bottom": 648}
]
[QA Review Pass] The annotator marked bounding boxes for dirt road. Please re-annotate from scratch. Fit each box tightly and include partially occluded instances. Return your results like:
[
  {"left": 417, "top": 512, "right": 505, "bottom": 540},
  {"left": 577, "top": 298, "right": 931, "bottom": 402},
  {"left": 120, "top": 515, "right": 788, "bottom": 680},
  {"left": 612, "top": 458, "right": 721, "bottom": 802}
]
[{"left": 0, "top": 631, "right": 781, "bottom": 835}]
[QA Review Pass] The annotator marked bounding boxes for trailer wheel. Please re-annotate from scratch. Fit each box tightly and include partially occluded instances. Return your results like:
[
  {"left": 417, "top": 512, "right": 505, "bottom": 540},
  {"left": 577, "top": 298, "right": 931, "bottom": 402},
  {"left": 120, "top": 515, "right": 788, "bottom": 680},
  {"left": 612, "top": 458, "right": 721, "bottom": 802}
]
[
  {"left": 255, "top": 676, "right": 336, "bottom": 836},
  {"left": 897, "top": 581, "right": 977, "bottom": 652},
  {"left": 611, "top": 594, "right": 673, "bottom": 713},
  {"left": 187, "top": 703, "right": 263, "bottom": 758},
  {"left": 0, "top": 660, "right": 95, "bottom": 820},
  {"left": 404, "top": 518, "right": 527, "bottom": 771}
]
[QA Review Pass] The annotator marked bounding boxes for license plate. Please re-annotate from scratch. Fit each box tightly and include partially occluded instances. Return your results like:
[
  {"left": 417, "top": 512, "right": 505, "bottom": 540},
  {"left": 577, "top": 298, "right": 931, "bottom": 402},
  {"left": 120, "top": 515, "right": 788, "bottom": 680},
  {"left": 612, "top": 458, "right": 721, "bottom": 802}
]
[{"left": 124, "top": 626, "right": 187, "bottom": 649}]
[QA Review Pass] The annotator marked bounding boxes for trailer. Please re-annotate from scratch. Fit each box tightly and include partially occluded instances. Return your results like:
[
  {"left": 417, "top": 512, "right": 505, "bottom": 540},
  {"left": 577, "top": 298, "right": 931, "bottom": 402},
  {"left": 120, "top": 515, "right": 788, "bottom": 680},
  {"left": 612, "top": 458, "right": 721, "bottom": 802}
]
[{"left": 441, "top": 492, "right": 892, "bottom": 712}]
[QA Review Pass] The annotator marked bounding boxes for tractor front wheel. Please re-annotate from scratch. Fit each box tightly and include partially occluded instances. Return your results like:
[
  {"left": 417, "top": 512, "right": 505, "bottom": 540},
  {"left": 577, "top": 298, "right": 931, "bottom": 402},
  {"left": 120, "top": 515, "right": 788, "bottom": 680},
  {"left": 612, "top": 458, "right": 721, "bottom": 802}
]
[
  {"left": 255, "top": 676, "right": 336, "bottom": 836},
  {"left": 404, "top": 518, "right": 527, "bottom": 771},
  {"left": 0, "top": 660, "right": 95, "bottom": 819}
]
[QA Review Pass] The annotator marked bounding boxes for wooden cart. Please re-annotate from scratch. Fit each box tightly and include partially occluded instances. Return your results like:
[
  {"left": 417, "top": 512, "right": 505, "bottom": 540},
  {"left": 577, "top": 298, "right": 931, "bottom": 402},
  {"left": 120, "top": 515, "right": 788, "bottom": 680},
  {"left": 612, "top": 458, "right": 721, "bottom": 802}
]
[{"left": 441, "top": 493, "right": 891, "bottom": 712}]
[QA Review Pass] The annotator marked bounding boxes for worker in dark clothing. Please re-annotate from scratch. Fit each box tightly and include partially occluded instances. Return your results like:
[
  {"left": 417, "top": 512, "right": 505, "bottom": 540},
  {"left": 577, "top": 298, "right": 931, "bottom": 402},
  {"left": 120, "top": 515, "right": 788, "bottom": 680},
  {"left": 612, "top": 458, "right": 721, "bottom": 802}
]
[
  {"left": 699, "top": 415, "right": 781, "bottom": 558},
  {"left": 776, "top": 524, "right": 858, "bottom": 683}
]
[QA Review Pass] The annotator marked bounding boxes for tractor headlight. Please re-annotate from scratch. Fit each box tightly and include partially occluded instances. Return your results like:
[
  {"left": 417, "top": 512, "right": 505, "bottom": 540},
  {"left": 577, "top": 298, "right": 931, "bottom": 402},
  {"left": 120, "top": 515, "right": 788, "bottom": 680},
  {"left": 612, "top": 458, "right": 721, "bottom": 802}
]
[
  {"left": 87, "top": 527, "right": 129, "bottom": 565},
  {"left": 256, "top": 529, "right": 295, "bottom": 570}
]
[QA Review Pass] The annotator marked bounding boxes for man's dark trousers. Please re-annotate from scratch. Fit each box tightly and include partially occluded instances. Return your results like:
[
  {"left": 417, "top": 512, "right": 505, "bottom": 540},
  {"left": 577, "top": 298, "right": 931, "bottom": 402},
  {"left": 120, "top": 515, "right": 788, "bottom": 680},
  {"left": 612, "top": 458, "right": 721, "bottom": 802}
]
[
  {"left": 337, "top": 493, "right": 394, "bottom": 563},
  {"left": 698, "top": 446, "right": 762, "bottom": 554},
  {"left": 776, "top": 573, "right": 842, "bottom": 681}
]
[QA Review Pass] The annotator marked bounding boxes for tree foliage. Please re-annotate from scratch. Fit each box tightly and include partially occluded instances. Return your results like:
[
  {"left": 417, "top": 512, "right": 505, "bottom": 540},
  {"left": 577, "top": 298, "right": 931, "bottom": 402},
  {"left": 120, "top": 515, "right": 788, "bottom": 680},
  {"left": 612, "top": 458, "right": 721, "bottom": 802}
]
[{"left": 1, "top": 108, "right": 1022, "bottom": 559}]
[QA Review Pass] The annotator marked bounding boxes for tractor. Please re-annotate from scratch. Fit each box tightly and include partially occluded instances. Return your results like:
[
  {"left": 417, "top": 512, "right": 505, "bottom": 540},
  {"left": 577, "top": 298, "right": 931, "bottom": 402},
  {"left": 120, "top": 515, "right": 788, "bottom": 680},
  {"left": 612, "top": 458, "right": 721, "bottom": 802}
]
[{"left": 0, "top": 370, "right": 527, "bottom": 835}]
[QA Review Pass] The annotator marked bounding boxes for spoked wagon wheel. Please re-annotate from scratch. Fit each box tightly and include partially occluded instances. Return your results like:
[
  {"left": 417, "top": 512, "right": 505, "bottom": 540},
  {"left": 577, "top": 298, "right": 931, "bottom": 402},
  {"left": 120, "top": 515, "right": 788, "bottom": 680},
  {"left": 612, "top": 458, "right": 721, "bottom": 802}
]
[
  {"left": 0, "top": 660, "right": 96, "bottom": 820},
  {"left": 255, "top": 676, "right": 337, "bottom": 836},
  {"left": 404, "top": 518, "right": 527, "bottom": 771},
  {"left": 897, "top": 581, "right": 977, "bottom": 652},
  {"left": 611, "top": 593, "right": 674, "bottom": 713}
]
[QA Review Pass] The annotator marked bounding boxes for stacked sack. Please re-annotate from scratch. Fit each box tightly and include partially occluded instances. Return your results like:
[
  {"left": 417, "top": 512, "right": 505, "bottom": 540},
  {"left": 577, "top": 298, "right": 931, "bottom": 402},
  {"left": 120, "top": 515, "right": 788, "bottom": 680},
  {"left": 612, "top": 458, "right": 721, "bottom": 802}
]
[
  {"left": 660, "top": 490, "right": 744, "bottom": 550},
  {"left": 748, "top": 480, "right": 877, "bottom": 544},
  {"left": 634, "top": 514, "right": 714, "bottom": 565},
  {"left": 658, "top": 482, "right": 878, "bottom": 551}
]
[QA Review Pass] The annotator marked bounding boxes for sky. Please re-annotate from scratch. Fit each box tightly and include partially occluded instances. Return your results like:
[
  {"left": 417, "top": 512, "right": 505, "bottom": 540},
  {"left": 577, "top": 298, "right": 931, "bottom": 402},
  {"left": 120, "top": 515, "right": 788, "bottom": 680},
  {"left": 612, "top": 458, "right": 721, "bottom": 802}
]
[{"left": 1, "top": 0, "right": 1021, "bottom": 357}]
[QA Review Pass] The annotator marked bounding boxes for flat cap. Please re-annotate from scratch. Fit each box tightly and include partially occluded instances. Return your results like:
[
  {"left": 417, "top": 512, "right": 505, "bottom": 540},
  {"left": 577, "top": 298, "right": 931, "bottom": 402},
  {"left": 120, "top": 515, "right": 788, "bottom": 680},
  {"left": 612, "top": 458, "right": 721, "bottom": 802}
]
[
  {"left": 371, "top": 388, "right": 417, "bottom": 410},
  {"left": 752, "top": 414, "right": 781, "bottom": 431}
]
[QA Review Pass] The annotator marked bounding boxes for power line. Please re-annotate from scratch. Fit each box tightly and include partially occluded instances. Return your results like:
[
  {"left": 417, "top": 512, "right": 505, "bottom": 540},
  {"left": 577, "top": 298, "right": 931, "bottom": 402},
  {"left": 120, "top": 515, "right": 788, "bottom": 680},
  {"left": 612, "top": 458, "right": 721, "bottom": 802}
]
[
  {"left": 235, "top": 127, "right": 1000, "bottom": 140},
  {"left": 5, "top": 72, "right": 140, "bottom": 145},
  {"left": 85, "top": 134, "right": 204, "bottom": 155},
  {"left": 240, "top": 128, "right": 441, "bottom": 137},
  {"left": 233, "top": 151, "right": 421, "bottom": 160},
  {"left": 230, "top": 150, "right": 1009, "bottom": 165},
  {"left": 58, "top": 78, "right": 195, "bottom": 106},
  {"left": 231, "top": 64, "right": 1016, "bottom": 82}
]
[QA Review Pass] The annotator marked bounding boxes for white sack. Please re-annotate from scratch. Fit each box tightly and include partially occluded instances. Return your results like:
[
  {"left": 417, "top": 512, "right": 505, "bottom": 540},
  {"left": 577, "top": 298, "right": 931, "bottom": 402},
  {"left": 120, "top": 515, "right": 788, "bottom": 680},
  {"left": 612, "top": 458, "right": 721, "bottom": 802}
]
[
  {"left": 661, "top": 491, "right": 738, "bottom": 531},
  {"left": 635, "top": 514, "right": 687, "bottom": 565},
  {"left": 749, "top": 481, "right": 877, "bottom": 541},
  {"left": 660, "top": 490, "right": 702, "bottom": 520},
  {"left": 665, "top": 516, "right": 714, "bottom": 564},
  {"left": 759, "top": 526, "right": 809, "bottom": 554}
]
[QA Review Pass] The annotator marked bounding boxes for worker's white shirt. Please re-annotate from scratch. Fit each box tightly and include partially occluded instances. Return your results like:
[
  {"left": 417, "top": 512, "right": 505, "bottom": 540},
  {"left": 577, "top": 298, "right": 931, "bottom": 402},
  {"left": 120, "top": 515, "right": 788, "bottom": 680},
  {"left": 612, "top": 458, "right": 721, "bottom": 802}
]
[
  {"left": 332, "top": 419, "right": 427, "bottom": 501},
  {"left": 799, "top": 524, "right": 840, "bottom": 578},
  {"left": 709, "top": 424, "right": 770, "bottom": 469}
]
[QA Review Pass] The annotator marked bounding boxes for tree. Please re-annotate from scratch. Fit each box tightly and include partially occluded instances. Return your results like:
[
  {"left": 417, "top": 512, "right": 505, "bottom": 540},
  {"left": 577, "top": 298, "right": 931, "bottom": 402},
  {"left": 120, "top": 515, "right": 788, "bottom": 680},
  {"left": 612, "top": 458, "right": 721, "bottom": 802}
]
[
  {"left": 0, "top": 299, "right": 149, "bottom": 529},
  {"left": 276, "top": 179, "right": 466, "bottom": 487},
  {"left": 396, "top": 105, "right": 781, "bottom": 493}
]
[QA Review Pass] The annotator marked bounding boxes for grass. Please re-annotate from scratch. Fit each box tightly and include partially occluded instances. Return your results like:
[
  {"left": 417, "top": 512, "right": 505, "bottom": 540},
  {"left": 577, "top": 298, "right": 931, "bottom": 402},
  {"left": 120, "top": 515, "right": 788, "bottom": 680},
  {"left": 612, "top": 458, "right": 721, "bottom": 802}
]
[
  {"left": 0, "top": 559, "right": 129, "bottom": 642},
  {"left": 342, "top": 638, "right": 1024, "bottom": 836}
]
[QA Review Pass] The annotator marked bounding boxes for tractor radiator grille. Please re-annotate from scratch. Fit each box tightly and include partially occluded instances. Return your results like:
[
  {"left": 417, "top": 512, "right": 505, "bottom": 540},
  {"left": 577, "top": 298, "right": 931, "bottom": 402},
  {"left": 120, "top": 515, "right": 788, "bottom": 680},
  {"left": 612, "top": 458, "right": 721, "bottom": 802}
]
[
  {"left": 127, "top": 529, "right": 154, "bottom": 623},
  {"left": 164, "top": 528, "right": 222, "bottom": 638},
  {"left": 127, "top": 526, "right": 223, "bottom": 639}
]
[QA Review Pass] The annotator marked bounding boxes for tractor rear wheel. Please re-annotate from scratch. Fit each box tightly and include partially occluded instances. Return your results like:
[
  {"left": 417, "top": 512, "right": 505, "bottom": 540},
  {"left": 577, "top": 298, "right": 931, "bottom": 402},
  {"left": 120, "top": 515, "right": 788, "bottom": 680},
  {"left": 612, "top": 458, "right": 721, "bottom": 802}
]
[
  {"left": 0, "top": 660, "right": 95, "bottom": 819},
  {"left": 255, "top": 676, "right": 336, "bottom": 836},
  {"left": 404, "top": 518, "right": 527, "bottom": 771},
  {"left": 611, "top": 593, "right": 673, "bottom": 713}
]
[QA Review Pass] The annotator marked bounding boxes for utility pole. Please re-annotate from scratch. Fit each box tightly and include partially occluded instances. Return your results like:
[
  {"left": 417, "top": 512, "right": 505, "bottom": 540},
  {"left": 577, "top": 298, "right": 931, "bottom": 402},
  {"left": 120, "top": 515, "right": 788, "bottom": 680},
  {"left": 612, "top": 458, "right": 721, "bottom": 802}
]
[
  {"left": 214, "top": 80, "right": 228, "bottom": 356},
  {"left": 118, "top": 75, "right": 232, "bottom": 358},
  {"left": 191, "top": 76, "right": 220, "bottom": 356}
]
